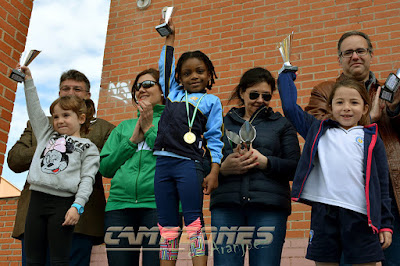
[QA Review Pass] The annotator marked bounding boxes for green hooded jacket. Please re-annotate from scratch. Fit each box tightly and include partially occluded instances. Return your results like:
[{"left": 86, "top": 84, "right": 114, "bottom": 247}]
[{"left": 100, "top": 104, "right": 164, "bottom": 212}]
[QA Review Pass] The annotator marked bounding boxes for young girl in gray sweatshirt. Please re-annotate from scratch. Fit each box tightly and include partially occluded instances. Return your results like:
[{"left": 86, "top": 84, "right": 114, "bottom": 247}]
[{"left": 19, "top": 66, "right": 99, "bottom": 266}]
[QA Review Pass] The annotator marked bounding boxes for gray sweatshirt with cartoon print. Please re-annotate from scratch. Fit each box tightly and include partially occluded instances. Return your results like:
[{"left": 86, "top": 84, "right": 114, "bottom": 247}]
[{"left": 23, "top": 78, "right": 99, "bottom": 207}]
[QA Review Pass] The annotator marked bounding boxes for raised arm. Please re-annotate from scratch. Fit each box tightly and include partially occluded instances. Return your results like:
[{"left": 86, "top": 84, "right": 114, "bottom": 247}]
[
  {"left": 159, "top": 19, "right": 177, "bottom": 97},
  {"left": 20, "top": 66, "right": 51, "bottom": 140},
  {"left": 277, "top": 71, "right": 318, "bottom": 138}
]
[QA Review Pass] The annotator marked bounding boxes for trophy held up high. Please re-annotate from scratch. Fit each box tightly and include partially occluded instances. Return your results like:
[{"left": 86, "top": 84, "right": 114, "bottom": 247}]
[
  {"left": 278, "top": 32, "right": 298, "bottom": 75},
  {"left": 9, "top": 50, "right": 41, "bottom": 82},
  {"left": 155, "top": 6, "right": 175, "bottom": 37}
]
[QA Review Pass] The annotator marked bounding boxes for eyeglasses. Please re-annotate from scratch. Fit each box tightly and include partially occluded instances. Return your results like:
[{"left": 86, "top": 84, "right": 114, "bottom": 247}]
[
  {"left": 340, "top": 48, "right": 370, "bottom": 58},
  {"left": 249, "top": 92, "right": 272, "bottom": 101},
  {"left": 60, "top": 86, "right": 88, "bottom": 93},
  {"left": 135, "top": 80, "right": 158, "bottom": 91}
]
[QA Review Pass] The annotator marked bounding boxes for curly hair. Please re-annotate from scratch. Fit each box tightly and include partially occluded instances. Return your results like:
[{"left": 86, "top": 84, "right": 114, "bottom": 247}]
[{"left": 176, "top": 50, "right": 218, "bottom": 90}]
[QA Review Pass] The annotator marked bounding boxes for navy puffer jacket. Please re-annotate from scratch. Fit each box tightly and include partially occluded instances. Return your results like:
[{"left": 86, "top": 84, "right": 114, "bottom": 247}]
[{"left": 210, "top": 106, "right": 300, "bottom": 215}]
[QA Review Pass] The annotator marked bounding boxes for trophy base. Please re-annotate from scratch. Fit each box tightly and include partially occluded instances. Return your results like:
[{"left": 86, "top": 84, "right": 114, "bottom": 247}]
[
  {"left": 278, "top": 65, "right": 298, "bottom": 75},
  {"left": 155, "top": 23, "right": 172, "bottom": 37},
  {"left": 9, "top": 69, "right": 26, "bottom": 83}
]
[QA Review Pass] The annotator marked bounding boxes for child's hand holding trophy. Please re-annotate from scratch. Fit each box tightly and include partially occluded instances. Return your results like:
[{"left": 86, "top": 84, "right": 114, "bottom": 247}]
[
  {"left": 155, "top": 7, "right": 175, "bottom": 37},
  {"left": 9, "top": 50, "right": 41, "bottom": 82}
]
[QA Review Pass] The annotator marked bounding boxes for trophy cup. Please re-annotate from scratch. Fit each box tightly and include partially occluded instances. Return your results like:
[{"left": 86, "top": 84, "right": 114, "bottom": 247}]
[
  {"left": 155, "top": 6, "right": 174, "bottom": 37},
  {"left": 9, "top": 50, "right": 41, "bottom": 82},
  {"left": 379, "top": 69, "right": 400, "bottom": 102},
  {"left": 278, "top": 32, "right": 298, "bottom": 74},
  {"left": 225, "top": 129, "right": 241, "bottom": 148},
  {"left": 239, "top": 121, "right": 256, "bottom": 150}
]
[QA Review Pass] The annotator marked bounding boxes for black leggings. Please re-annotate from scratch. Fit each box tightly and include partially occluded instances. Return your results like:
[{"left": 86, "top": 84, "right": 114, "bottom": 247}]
[{"left": 25, "top": 191, "right": 75, "bottom": 266}]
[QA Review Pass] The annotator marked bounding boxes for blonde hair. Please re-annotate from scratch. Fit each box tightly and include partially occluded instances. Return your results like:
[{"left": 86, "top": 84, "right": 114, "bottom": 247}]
[{"left": 50, "top": 96, "right": 95, "bottom": 135}]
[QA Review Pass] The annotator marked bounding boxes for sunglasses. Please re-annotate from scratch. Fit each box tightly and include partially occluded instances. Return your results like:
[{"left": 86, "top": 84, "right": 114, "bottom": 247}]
[
  {"left": 134, "top": 80, "right": 158, "bottom": 91},
  {"left": 249, "top": 92, "right": 272, "bottom": 101}
]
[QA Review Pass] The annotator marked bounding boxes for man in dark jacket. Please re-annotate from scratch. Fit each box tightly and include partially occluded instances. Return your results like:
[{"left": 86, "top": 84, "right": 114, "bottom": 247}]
[
  {"left": 8, "top": 69, "right": 115, "bottom": 266},
  {"left": 305, "top": 31, "right": 400, "bottom": 265}
]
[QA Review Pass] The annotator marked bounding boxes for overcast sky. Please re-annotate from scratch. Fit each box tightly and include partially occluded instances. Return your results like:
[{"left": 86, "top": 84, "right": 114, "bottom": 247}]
[{"left": 3, "top": 0, "right": 111, "bottom": 189}]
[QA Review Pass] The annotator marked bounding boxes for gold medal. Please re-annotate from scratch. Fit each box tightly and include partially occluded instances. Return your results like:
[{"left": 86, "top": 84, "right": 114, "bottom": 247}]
[
  {"left": 183, "top": 131, "right": 196, "bottom": 144},
  {"left": 184, "top": 91, "right": 206, "bottom": 145}
]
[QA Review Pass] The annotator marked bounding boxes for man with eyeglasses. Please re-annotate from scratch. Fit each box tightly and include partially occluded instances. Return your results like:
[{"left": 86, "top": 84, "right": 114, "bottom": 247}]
[
  {"left": 8, "top": 69, "right": 115, "bottom": 266},
  {"left": 305, "top": 31, "right": 400, "bottom": 265}
]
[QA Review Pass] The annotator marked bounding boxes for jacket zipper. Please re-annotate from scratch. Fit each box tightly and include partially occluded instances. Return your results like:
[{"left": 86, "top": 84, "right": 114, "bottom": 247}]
[
  {"left": 364, "top": 125, "right": 378, "bottom": 233},
  {"left": 135, "top": 142, "right": 145, "bottom": 203}
]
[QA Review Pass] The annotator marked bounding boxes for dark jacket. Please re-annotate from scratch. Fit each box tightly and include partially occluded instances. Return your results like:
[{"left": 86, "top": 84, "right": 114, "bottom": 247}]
[
  {"left": 210, "top": 106, "right": 300, "bottom": 215},
  {"left": 278, "top": 71, "right": 393, "bottom": 234},
  {"left": 305, "top": 72, "right": 400, "bottom": 216}
]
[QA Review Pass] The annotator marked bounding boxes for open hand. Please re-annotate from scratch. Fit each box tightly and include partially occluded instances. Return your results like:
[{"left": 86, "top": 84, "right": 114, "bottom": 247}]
[
  {"left": 137, "top": 99, "right": 154, "bottom": 134},
  {"left": 130, "top": 120, "right": 144, "bottom": 144},
  {"left": 370, "top": 86, "right": 385, "bottom": 123}
]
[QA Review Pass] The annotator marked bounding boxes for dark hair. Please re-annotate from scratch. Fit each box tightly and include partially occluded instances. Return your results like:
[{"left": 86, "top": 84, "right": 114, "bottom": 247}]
[
  {"left": 176, "top": 50, "right": 217, "bottom": 90},
  {"left": 131, "top": 68, "right": 164, "bottom": 104},
  {"left": 337, "top": 31, "right": 373, "bottom": 56},
  {"left": 229, "top": 67, "right": 276, "bottom": 106},
  {"left": 59, "top": 69, "right": 91, "bottom": 92},
  {"left": 50, "top": 96, "right": 95, "bottom": 135},
  {"left": 328, "top": 78, "right": 371, "bottom": 126}
]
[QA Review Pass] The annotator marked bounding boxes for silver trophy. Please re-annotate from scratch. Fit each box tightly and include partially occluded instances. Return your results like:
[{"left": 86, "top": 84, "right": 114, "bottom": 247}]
[
  {"left": 155, "top": 6, "right": 174, "bottom": 37},
  {"left": 278, "top": 32, "right": 298, "bottom": 74},
  {"left": 226, "top": 121, "right": 256, "bottom": 150},
  {"left": 225, "top": 129, "right": 241, "bottom": 148},
  {"left": 9, "top": 50, "right": 41, "bottom": 82},
  {"left": 239, "top": 121, "right": 256, "bottom": 150}
]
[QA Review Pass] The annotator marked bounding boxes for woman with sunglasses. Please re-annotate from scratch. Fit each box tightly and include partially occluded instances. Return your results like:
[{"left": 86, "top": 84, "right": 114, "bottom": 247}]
[
  {"left": 99, "top": 68, "right": 165, "bottom": 266},
  {"left": 210, "top": 67, "right": 301, "bottom": 265}
]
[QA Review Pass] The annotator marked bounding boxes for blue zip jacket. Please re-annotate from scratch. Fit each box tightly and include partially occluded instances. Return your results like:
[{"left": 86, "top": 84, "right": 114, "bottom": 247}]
[
  {"left": 277, "top": 71, "right": 393, "bottom": 234},
  {"left": 153, "top": 45, "right": 224, "bottom": 164}
]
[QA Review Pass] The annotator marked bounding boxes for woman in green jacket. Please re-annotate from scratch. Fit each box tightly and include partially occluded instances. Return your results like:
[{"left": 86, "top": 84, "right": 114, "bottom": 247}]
[{"left": 99, "top": 68, "right": 165, "bottom": 266}]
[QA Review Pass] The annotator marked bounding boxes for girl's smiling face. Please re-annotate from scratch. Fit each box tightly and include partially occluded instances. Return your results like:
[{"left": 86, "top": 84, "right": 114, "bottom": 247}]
[
  {"left": 179, "top": 58, "right": 211, "bottom": 93},
  {"left": 330, "top": 86, "right": 369, "bottom": 130},
  {"left": 52, "top": 103, "right": 85, "bottom": 137}
]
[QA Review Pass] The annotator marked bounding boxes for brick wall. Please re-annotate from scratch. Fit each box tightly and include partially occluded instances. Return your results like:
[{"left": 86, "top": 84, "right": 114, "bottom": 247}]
[
  {"left": 0, "top": 0, "right": 33, "bottom": 175},
  {"left": 0, "top": 0, "right": 33, "bottom": 265}
]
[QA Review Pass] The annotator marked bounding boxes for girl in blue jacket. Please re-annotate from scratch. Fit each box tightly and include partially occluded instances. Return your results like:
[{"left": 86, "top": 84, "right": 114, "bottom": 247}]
[
  {"left": 153, "top": 19, "right": 223, "bottom": 265},
  {"left": 278, "top": 72, "right": 393, "bottom": 265}
]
